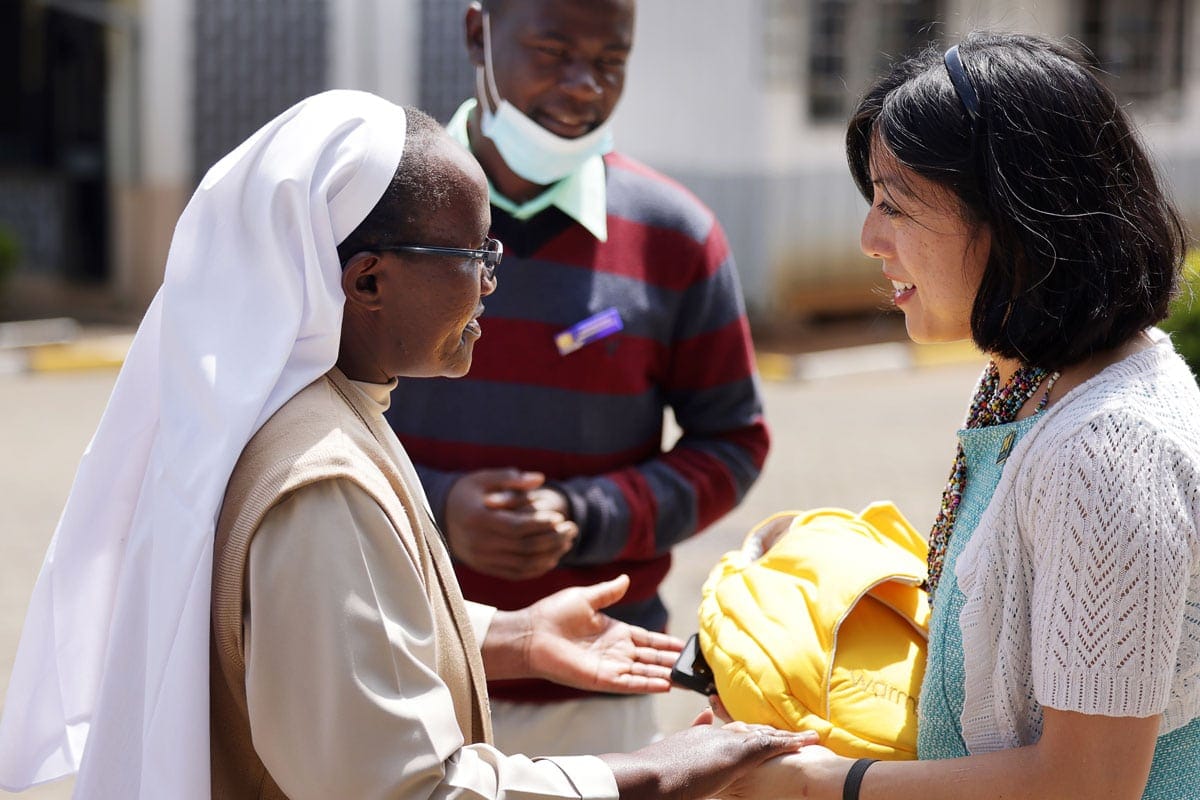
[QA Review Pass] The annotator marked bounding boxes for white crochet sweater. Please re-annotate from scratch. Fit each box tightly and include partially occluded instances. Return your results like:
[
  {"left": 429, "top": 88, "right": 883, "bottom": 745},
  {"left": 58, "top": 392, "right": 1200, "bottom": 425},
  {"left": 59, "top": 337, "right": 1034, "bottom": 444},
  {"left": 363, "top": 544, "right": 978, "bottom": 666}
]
[{"left": 953, "top": 338, "right": 1200, "bottom": 753}]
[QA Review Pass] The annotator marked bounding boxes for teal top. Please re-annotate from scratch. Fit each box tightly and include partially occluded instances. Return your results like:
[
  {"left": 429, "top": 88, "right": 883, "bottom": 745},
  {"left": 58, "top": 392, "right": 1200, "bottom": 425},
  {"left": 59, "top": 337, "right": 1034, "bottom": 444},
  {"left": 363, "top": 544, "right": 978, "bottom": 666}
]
[{"left": 918, "top": 415, "right": 1200, "bottom": 798}]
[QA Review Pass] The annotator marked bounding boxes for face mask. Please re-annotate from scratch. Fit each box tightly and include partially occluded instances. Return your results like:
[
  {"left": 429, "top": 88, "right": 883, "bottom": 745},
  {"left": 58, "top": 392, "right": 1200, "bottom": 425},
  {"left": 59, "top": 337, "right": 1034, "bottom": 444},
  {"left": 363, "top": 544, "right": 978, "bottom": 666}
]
[{"left": 476, "top": 13, "right": 615, "bottom": 186}]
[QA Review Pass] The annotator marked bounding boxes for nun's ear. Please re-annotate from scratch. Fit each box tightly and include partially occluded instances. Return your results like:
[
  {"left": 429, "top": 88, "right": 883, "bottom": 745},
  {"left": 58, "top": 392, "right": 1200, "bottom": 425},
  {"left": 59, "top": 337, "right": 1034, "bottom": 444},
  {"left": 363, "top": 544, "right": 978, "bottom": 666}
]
[{"left": 341, "top": 252, "right": 385, "bottom": 310}]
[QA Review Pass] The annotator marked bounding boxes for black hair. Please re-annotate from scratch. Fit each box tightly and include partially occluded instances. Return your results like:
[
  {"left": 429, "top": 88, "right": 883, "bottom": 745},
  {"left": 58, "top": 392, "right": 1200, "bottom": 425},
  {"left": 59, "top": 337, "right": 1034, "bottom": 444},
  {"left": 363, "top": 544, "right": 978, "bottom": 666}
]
[
  {"left": 846, "top": 31, "right": 1188, "bottom": 370},
  {"left": 337, "top": 106, "right": 459, "bottom": 264}
]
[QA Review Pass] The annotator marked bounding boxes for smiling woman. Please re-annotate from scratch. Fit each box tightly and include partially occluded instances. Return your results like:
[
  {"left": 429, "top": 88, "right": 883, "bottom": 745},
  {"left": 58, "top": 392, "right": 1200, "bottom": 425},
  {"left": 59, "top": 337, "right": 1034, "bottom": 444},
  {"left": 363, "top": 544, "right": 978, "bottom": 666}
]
[
  {"left": 731, "top": 30, "right": 1200, "bottom": 800},
  {"left": 859, "top": 149, "right": 991, "bottom": 345}
]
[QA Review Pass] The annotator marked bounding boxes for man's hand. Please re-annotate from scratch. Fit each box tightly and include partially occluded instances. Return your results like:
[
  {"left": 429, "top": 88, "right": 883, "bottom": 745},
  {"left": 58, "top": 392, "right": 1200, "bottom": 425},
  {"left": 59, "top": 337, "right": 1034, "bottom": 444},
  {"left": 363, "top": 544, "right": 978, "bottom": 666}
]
[
  {"left": 602, "top": 714, "right": 820, "bottom": 800},
  {"left": 444, "top": 469, "right": 578, "bottom": 580},
  {"left": 482, "top": 575, "right": 683, "bottom": 693}
]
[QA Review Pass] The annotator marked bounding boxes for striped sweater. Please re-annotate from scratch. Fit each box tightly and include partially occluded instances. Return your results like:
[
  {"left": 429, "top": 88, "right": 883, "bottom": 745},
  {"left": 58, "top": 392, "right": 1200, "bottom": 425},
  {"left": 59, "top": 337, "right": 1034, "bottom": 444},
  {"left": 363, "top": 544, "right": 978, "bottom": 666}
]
[{"left": 386, "top": 151, "right": 769, "bottom": 702}]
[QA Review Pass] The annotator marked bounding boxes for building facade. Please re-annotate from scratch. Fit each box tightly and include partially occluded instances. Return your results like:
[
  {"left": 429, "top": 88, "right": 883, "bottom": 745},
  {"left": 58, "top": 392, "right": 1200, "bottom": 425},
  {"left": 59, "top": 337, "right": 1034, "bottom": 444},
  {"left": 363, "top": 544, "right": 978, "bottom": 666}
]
[
  {"left": 1, "top": 0, "right": 1196, "bottom": 326},
  {"left": 616, "top": 0, "right": 1200, "bottom": 321}
]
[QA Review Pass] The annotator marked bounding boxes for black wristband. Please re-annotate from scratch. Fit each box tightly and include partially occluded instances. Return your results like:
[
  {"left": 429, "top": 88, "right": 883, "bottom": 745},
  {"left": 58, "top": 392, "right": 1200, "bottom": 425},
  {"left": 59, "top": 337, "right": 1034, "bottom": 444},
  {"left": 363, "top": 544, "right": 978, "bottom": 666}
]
[{"left": 842, "top": 758, "right": 878, "bottom": 800}]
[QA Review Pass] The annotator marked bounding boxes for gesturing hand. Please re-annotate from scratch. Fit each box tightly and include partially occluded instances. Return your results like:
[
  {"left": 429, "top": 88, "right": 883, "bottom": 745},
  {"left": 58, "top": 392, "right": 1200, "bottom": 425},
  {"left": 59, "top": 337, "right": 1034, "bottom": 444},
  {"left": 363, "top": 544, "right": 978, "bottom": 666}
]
[
  {"left": 444, "top": 469, "right": 578, "bottom": 580},
  {"left": 483, "top": 574, "right": 684, "bottom": 693}
]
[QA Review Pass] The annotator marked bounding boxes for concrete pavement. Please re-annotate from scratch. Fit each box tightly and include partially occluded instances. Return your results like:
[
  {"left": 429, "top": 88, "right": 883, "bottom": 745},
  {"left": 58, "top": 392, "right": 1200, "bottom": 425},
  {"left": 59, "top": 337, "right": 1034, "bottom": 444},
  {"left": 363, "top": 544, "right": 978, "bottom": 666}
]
[{"left": 0, "top": 328, "right": 985, "bottom": 796}]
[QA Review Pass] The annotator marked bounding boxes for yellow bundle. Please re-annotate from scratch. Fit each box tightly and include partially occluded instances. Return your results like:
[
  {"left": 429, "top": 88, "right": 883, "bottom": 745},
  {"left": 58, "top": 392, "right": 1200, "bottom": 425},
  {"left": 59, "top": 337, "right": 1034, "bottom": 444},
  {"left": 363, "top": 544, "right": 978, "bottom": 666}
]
[{"left": 698, "top": 502, "right": 929, "bottom": 760}]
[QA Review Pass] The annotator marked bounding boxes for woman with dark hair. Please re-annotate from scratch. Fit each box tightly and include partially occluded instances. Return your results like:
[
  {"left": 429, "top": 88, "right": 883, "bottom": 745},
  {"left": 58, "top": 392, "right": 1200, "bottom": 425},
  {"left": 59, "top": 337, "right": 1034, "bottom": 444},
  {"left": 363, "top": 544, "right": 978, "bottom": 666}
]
[{"left": 739, "top": 31, "right": 1200, "bottom": 800}]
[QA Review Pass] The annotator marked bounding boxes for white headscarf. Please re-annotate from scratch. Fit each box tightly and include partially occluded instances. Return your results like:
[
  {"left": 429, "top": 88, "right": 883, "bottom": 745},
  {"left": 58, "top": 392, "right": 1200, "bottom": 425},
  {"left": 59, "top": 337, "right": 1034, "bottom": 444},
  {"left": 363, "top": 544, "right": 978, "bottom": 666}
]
[{"left": 0, "top": 90, "right": 407, "bottom": 798}]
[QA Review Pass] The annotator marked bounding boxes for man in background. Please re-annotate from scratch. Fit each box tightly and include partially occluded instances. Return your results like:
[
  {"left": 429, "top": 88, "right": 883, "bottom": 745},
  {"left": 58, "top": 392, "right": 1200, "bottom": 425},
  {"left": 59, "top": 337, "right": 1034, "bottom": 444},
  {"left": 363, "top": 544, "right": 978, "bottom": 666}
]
[{"left": 386, "top": 0, "right": 769, "bottom": 756}]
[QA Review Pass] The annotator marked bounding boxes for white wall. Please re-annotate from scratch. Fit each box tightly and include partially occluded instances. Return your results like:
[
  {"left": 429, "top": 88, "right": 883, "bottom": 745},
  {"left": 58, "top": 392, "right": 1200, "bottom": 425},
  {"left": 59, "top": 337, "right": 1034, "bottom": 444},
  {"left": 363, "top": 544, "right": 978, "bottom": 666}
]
[
  {"left": 139, "top": 0, "right": 191, "bottom": 187},
  {"left": 110, "top": 0, "right": 192, "bottom": 306},
  {"left": 327, "top": 0, "right": 421, "bottom": 105},
  {"left": 943, "top": 0, "right": 1071, "bottom": 36},
  {"left": 614, "top": 0, "right": 769, "bottom": 174}
]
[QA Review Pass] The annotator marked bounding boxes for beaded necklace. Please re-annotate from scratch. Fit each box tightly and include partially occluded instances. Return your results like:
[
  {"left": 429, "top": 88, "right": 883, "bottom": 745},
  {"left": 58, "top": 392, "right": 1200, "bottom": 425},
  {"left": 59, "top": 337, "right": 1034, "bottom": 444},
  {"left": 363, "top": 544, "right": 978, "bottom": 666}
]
[{"left": 926, "top": 362, "right": 1059, "bottom": 601}]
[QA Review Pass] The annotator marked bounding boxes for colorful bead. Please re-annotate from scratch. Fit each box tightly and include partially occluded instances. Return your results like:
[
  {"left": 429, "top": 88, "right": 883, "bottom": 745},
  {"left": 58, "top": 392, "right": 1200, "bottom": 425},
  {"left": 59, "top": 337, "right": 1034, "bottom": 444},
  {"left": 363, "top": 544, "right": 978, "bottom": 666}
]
[{"left": 926, "top": 362, "right": 1059, "bottom": 602}]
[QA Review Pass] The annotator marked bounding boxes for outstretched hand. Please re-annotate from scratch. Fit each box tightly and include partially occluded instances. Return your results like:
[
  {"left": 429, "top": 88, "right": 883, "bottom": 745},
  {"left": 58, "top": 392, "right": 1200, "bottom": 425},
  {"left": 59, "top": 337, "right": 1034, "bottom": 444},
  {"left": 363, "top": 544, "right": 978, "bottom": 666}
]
[
  {"left": 482, "top": 575, "right": 684, "bottom": 693},
  {"left": 528, "top": 574, "right": 684, "bottom": 693}
]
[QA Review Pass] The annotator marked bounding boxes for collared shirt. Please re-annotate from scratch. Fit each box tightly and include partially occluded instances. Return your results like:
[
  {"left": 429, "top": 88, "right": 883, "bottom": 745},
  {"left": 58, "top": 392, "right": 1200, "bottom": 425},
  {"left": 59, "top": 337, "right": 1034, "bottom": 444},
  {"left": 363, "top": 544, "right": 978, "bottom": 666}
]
[{"left": 447, "top": 99, "right": 608, "bottom": 242}]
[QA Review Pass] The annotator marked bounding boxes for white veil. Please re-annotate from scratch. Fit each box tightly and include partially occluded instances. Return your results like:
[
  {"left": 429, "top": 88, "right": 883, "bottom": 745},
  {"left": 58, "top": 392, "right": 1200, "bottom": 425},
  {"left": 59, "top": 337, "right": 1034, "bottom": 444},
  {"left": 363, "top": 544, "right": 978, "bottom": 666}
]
[{"left": 0, "top": 90, "right": 407, "bottom": 798}]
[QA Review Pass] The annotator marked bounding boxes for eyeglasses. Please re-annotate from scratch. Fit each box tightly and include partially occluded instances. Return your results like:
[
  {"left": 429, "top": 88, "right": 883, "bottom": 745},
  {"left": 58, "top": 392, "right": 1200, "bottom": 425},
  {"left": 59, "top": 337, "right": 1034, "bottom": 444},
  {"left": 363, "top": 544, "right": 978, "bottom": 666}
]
[{"left": 374, "top": 237, "right": 503, "bottom": 280}]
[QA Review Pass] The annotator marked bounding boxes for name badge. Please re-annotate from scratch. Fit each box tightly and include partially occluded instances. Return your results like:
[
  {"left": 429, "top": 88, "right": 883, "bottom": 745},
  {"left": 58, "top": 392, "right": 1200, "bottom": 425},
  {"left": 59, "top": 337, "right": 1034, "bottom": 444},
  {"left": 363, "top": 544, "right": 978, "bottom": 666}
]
[{"left": 555, "top": 307, "right": 623, "bottom": 356}]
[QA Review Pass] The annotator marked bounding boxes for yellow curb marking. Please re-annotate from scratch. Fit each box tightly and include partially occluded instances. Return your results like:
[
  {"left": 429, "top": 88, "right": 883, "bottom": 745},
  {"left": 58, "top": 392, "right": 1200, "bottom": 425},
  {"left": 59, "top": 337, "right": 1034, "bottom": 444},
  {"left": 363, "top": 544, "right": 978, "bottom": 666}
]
[
  {"left": 756, "top": 352, "right": 797, "bottom": 382},
  {"left": 28, "top": 342, "right": 128, "bottom": 372},
  {"left": 909, "top": 341, "right": 985, "bottom": 368}
]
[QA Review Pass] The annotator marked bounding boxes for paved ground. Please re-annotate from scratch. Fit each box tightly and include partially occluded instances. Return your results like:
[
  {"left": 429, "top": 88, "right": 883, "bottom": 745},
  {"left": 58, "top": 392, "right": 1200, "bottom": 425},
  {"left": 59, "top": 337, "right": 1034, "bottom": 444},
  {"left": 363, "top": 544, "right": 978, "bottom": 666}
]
[{"left": 0, "top": 343, "right": 985, "bottom": 796}]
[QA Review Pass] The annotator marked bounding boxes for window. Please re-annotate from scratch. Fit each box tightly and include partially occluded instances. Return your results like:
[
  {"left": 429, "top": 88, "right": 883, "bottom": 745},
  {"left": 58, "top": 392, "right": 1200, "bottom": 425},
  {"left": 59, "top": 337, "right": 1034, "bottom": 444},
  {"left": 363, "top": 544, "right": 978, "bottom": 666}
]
[
  {"left": 0, "top": 2, "right": 108, "bottom": 280},
  {"left": 763, "top": 0, "right": 942, "bottom": 123},
  {"left": 1079, "top": 0, "right": 1185, "bottom": 110},
  {"left": 418, "top": 0, "right": 475, "bottom": 124},
  {"left": 764, "top": 0, "right": 806, "bottom": 88},
  {"left": 193, "top": 0, "right": 328, "bottom": 182}
]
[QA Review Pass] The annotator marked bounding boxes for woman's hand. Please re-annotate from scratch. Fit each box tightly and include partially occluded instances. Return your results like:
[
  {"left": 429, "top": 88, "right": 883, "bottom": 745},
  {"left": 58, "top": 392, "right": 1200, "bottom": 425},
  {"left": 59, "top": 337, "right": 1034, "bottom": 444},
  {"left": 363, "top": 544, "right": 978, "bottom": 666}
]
[
  {"left": 720, "top": 745, "right": 850, "bottom": 800},
  {"left": 602, "top": 721, "right": 819, "bottom": 800},
  {"left": 700, "top": 698, "right": 844, "bottom": 799}
]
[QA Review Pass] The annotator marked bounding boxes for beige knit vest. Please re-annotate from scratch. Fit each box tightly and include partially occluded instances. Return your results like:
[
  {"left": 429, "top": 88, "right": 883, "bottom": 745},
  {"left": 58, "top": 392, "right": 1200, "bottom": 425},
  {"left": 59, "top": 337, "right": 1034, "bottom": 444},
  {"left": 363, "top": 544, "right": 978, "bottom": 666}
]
[{"left": 209, "top": 370, "right": 491, "bottom": 799}]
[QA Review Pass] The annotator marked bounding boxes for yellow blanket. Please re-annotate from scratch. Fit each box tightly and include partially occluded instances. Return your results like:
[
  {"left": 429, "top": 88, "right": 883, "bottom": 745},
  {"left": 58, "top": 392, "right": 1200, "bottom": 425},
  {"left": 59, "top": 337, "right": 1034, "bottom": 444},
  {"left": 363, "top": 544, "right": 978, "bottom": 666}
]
[{"left": 698, "top": 502, "right": 929, "bottom": 760}]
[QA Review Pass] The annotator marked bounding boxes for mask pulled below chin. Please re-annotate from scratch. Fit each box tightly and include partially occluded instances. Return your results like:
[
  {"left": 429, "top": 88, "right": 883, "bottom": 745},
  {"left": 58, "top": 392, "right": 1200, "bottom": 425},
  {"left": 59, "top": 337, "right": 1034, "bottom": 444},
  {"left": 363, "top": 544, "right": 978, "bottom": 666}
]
[{"left": 475, "top": 12, "right": 615, "bottom": 186}]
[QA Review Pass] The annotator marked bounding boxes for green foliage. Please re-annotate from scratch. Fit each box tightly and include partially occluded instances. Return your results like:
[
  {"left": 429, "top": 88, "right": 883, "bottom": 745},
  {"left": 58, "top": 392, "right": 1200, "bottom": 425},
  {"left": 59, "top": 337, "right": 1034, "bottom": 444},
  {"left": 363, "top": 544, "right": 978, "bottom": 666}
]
[
  {"left": 1161, "top": 250, "right": 1200, "bottom": 375},
  {"left": 0, "top": 226, "right": 18, "bottom": 290}
]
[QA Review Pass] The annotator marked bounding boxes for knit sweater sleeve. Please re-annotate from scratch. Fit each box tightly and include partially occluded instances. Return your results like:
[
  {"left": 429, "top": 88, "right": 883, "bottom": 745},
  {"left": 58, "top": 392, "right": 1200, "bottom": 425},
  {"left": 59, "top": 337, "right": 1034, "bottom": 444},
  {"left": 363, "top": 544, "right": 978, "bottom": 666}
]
[
  {"left": 412, "top": 462, "right": 462, "bottom": 526},
  {"left": 554, "top": 222, "right": 770, "bottom": 566},
  {"left": 1023, "top": 409, "right": 1200, "bottom": 719}
]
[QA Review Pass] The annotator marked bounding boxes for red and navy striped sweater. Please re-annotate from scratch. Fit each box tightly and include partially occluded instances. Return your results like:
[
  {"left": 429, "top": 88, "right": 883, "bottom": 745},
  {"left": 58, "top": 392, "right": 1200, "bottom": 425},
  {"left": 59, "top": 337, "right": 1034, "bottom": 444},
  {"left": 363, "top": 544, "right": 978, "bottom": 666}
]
[{"left": 386, "top": 152, "right": 769, "bottom": 702}]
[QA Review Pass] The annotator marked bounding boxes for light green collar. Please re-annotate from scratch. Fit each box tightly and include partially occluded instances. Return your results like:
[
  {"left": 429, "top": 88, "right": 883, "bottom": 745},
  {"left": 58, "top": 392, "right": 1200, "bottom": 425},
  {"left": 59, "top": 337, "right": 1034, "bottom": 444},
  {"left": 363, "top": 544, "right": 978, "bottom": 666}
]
[{"left": 447, "top": 99, "right": 608, "bottom": 242}]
